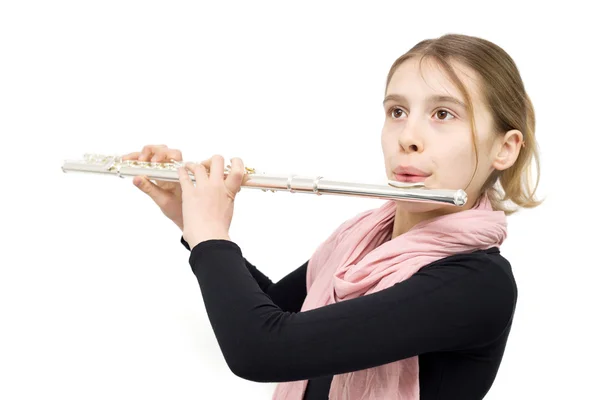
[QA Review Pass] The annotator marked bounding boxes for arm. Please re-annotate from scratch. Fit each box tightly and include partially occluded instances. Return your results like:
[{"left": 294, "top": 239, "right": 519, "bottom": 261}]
[
  {"left": 189, "top": 239, "right": 516, "bottom": 383},
  {"left": 182, "top": 236, "right": 308, "bottom": 313}
]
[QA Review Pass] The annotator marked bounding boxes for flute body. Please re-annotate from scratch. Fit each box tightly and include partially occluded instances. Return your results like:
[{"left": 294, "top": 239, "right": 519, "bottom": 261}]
[{"left": 61, "top": 153, "right": 468, "bottom": 206}]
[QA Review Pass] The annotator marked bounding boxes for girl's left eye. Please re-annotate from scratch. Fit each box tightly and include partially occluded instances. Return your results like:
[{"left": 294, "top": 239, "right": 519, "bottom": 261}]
[{"left": 434, "top": 109, "right": 455, "bottom": 120}]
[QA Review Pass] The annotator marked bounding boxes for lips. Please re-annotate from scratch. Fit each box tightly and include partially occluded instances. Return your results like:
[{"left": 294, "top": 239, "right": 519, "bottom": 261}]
[
  {"left": 393, "top": 173, "right": 429, "bottom": 183},
  {"left": 392, "top": 165, "right": 431, "bottom": 183},
  {"left": 393, "top": 165, "right": 429, "bottom": 176}
]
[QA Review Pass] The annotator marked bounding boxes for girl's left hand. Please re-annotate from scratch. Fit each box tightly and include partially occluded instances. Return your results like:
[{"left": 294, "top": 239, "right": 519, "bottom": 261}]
[{"left": 177, "top": 155, "right": 246, "bottom": 249}]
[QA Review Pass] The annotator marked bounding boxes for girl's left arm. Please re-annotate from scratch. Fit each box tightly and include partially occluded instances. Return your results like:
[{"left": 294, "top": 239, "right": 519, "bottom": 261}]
[{"left": 189, "top": 239, "right": 516, "bottom": 383}]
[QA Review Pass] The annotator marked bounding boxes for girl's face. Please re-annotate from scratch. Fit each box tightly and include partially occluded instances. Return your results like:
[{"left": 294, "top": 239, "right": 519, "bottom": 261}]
[{"left": 381, "top": 57, "right": 503, "bottom": 213}]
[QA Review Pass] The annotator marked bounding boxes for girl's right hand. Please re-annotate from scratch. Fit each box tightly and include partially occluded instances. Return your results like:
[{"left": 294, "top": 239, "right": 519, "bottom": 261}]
[{"left": 121, "top": 144, "right": 185, "bottom": 231}]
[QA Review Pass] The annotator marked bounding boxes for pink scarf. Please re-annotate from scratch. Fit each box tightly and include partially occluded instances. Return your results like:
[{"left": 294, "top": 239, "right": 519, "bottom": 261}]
[{"left": 272, "top": 195, "right": 507, "bottom": 400}]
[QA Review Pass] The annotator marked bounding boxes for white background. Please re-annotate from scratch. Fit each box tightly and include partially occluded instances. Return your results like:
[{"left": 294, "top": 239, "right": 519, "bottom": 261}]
[{"left": 1, "top": 1, "right": 598, "bottom": 399}]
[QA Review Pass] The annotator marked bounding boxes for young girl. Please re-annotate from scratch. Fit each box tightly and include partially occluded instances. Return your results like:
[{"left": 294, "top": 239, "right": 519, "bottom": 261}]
[{"left": 123, "top": 33, "right": 542, "bottom": 400}]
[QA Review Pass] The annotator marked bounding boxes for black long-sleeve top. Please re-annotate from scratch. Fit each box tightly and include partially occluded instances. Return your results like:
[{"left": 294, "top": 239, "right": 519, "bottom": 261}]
[{"left": 181, "top": 236, "right": 517, "bottom": 400}]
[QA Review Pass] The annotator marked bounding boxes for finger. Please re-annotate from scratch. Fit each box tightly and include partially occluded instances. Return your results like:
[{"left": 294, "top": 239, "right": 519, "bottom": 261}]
[
  {"left": 151, "top": 148, "right": 183, "bottom": 163},
  {"left": 144, "top": 148, "right": 182, "bottom": 191},
  {"left": 168, "top": 149, "right": 183, "bottom": 162},
  {"left": 121, "top": 152, "right": 141, "bottom": 161},
  {"left": 139, "top": 144, "right": 167, "bottom": 161},
  {"left": 225, "top": 157, "right": 245, "bottom": 196},
  {"left": 208, "top": 155, "right": 225, "bottom": 184},
  {"left": 194, "top": 157, "right": 214, "bottom": 175},
  {"left": 199, "top": 158, "right": 212, "bottom": 169},
  {"left": 178, "top": 165, "right": 195, "bottom": 192},
  {"left": 133, "top": 175, "right": 171, "bottom": 205},
  {"left": 195, "top": 158, "right": 215, "bottom": 178},
  {"left": 190, "top": 162, "right": 209, "bottom": 185}
]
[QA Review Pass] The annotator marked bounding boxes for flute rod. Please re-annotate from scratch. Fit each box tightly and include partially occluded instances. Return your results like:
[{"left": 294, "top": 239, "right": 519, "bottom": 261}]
[{"left": 61, "top": 154, "right": 468, "bottom": 206}]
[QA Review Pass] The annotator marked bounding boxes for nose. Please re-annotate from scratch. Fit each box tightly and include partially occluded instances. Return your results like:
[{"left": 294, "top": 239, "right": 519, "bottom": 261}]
[
  {"left": 399, "top": 140, "right": 421, "bottom": 153},
  {"left": 397, "top": 122, "right": 424, "bottom": 153}
]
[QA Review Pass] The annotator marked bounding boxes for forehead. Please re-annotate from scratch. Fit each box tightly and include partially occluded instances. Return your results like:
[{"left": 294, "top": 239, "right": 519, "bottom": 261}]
[{"left": 387, "top": 57, "right": 482, "bottom": 104}]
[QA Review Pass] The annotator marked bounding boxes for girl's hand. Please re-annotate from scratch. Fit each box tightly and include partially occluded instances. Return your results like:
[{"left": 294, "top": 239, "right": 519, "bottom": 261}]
[
  {"left": 178, "top": 155, "right": 246, "bottom": 249},
  {"left": 122, "top": 144, "right": 185, "bottom": 230}
]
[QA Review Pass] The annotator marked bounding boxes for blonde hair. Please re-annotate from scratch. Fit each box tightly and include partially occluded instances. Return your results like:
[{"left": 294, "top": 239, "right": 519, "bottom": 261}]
[{"left": 385, "top": 34, "right": 543, "bottom": 215}]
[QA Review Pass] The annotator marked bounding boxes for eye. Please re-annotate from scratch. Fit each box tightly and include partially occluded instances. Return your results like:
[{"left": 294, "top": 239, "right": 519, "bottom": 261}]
[
  {"left": 434, "top": 109, "right": 455, "bottom": 121},
  {"left": 388, "top": 107, "right": 406, "bottom": 119}
]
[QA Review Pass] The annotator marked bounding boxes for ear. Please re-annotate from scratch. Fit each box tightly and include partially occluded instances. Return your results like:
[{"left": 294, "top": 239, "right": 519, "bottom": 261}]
[{"left": 492, "top": 129, "right": 524, "bottom": 171}]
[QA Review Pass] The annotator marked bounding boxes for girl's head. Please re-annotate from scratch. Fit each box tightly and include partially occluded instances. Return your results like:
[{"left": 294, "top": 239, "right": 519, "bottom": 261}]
[{"left": 381, "top": 33, "right": 542, "bottom": 215}]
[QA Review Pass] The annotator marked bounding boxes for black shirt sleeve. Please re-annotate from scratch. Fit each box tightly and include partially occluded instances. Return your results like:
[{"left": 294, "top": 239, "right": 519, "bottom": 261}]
[
  {"left": 182, "top": 236, "right": 308, "bottom": 313},
  {"left": 188, "top": 239, "right": 516, "bottom": 383}
]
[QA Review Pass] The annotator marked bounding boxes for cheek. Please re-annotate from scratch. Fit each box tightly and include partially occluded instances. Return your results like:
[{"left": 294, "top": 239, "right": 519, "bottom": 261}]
[
  {"left": 381, "top": 127, "right": 392, "bottom": 142},
  {"left": 433, "top": 143, "right": 476, "bottom": 186},
  {"left": 381, "top": 135, "right": 393, "bottom": 151},
  {"left": 381, "top": 133, "right": 394, "bottom": 157},
  {"left": 446, "top": 132, "right": 475, "bottom": 162}
]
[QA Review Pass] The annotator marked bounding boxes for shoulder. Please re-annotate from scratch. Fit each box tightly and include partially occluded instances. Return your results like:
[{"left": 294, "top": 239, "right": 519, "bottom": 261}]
[
  {"left": 407, "top": 247, "right": 518, "bottom": 343},
  {"left": 418, "top": 247, "right": 517, "bottom": 297}
]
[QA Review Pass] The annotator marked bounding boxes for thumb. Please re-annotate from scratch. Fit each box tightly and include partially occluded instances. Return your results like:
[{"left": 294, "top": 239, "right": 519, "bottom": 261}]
[{"left": 133, "top": 176, "right": 169, "bottom": 202}]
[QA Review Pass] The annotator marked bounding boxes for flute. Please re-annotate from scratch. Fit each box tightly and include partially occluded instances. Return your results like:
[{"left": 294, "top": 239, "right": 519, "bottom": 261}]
[{"left": 61, "top": 153, "right": 468, "bottom": 206}]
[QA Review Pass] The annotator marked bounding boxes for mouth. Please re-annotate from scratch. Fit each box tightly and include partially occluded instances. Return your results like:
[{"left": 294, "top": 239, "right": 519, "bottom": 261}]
[{"left": 393, "top": 173, "right": 430, "bottom": 183}]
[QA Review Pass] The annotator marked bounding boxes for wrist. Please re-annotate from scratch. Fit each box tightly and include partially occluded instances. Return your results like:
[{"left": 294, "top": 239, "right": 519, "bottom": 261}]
[{"left": 186, "top": 232, "right": 231, "bottom": 249}]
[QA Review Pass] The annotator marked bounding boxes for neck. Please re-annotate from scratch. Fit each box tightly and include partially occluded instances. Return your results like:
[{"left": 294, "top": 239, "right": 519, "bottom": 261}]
[
  {"left": 391, "top": 208, "right": 430, "bottom": 239},
  {"left": 391, "top": 202, "right": 467, "bottom": 239}
]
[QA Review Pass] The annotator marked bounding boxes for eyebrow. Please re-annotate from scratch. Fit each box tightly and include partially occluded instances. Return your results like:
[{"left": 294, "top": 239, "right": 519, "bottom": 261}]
[{"left": 382, "top": 94, "right": 467, "bottom": 110}]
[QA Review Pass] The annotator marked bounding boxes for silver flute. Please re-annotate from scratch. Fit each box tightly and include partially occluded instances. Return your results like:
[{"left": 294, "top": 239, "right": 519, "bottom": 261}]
[{"left": 61, "top": 153, "right": 468, "bottom": 206}]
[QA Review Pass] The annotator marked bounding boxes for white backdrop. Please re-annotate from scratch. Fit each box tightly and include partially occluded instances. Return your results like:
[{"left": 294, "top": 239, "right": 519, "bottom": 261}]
[{"left": 1, "top": 1, "right": 598, "bottom": 399}]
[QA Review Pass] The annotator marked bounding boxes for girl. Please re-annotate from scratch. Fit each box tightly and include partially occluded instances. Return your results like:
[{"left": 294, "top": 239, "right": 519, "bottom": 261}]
[{"left": 123, "top": 33, "right": 542, "bottom": 400}]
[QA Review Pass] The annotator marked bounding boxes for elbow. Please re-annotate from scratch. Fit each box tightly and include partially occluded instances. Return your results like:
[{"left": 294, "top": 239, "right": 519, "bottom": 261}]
[
  {"left": 228, "top": 363, "right": 257, "bottom": 381},
  {"left": 222, "top": 313, "right": 293, "bottom": 382},
  {"left": 224, "top": 343, "right": 279, "bottom": 382},
  {"left": 221, "top": 340, "right": 261, "bottom": 381},
  {"left": 227, "top": 357, "right": 271, "bottom": 383}
]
